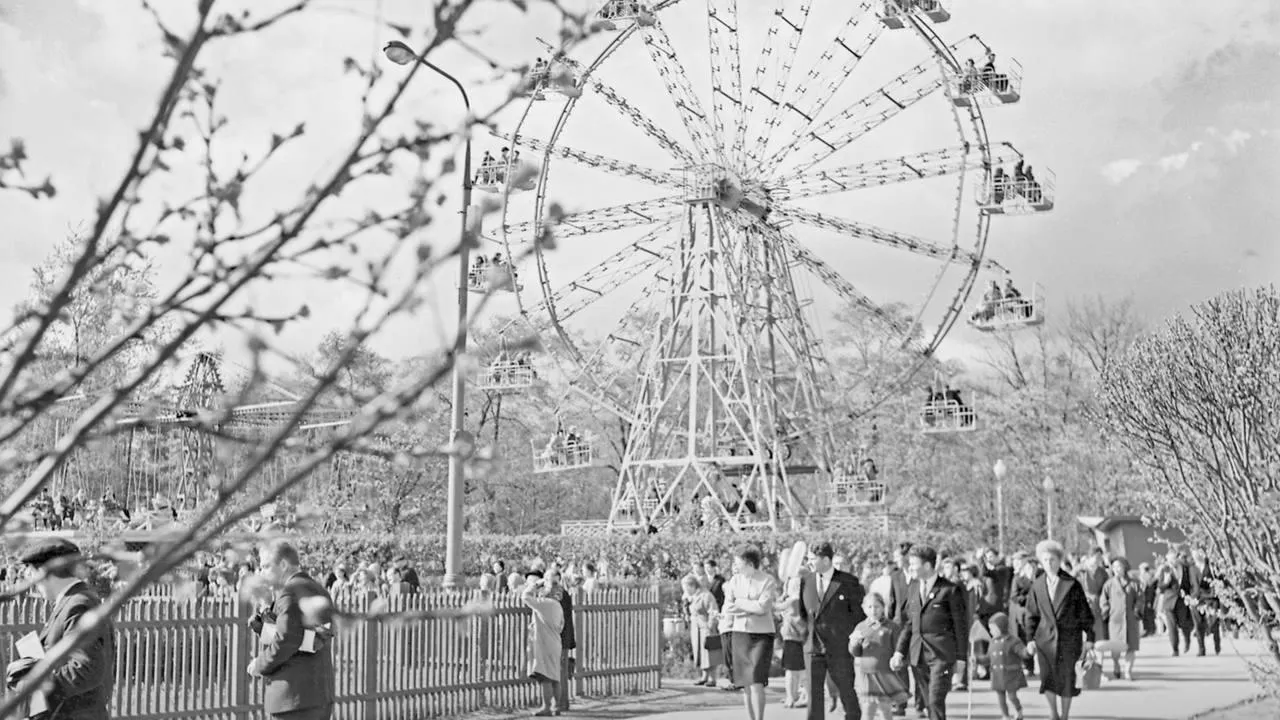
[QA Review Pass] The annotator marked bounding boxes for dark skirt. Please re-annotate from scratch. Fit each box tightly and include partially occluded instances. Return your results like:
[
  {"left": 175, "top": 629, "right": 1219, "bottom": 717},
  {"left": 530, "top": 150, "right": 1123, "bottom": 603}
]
[
  {"left": 1036, "top": 648, "right": 1080, "bottom": 697},
  {"left": 731, "top": 631, "right": 775, "bottom": 686},
  {"left": 780, "top": 640, "right": 806, "bottom": 671}
]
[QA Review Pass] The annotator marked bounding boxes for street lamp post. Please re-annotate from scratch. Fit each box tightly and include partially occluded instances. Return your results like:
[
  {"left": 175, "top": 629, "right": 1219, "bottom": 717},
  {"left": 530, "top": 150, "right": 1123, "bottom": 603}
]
[
  {"left": 384, "top": 40, "right": 474, "bottom": 589},
  {"left": 1043, "top": 475, "right": 1056, "bottom": 541},
  {"left": 993, "top": 459, "right": 1007, "bottom": 556}
]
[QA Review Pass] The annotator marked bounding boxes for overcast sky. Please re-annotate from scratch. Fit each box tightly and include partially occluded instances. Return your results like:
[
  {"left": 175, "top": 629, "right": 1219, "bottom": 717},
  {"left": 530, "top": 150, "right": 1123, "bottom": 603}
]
[{"left": 1, "top": 0, "right": 1277, "bottom": 369}]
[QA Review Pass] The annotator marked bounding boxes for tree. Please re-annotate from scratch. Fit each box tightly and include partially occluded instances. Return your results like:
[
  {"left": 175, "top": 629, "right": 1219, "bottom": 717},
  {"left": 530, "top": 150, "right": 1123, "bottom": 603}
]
[
  {"left": 0, "top": 1, "right": 595, "bottom": 715},
  {"left": 1098, "top": 286, "right": 1280, "bottom": 675}
]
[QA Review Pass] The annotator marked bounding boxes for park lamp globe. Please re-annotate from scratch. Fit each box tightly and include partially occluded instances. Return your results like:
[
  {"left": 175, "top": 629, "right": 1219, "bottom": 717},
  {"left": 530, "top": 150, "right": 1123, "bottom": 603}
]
[
  {"left": 383, "top": 40, "right": 418, "bottom": 66},
  {"left": 993, "top": 459, "right": 1007, "bottom": 480}
]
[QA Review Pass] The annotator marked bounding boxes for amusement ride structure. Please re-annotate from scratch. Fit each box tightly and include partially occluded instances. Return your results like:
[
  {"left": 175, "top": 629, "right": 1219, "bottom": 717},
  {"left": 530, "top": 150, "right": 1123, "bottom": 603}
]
[
  {"left": 465, "top": 0, "right": 1054, "bottom": 532},
  {"left": 466, "top": 0, "right": 1057, "bottom": 535}
]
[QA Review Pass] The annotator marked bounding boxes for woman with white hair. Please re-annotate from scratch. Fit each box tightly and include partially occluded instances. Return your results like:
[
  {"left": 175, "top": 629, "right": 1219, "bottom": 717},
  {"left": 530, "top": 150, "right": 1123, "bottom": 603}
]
[{"left": 1025, "top": 540, "right": 1096, "bottom": 720}]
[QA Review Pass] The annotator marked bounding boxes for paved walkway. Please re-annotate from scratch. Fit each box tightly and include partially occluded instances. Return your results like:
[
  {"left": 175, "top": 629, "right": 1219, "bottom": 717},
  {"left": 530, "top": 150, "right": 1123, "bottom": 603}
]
[{"left": 560, "top": 637, "right": 1266, "bottom": 720}]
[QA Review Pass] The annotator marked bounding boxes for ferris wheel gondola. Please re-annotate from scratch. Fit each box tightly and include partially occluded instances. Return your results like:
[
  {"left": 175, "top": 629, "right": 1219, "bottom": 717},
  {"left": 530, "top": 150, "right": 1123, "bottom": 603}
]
[
  {"left": 918, "top": 376, "right": 977, "bottom": 434},
  {"left": 878, "top": 0, "right": 951, "bottom": 29},
  {"left": 522, "top": 55, "right": 583, "bottom": 101},
  {"left": 532, "top": 422, "right": 595, "bottom": 473},
  {"left": 595, "top": 1, "right": 657, "bottom": 31},
  {"left": 484, "top": 0, "right": 1052, "bottom": 534},
  {"left": 967, "top": 278, "right": 1045, "bottom": 332}
]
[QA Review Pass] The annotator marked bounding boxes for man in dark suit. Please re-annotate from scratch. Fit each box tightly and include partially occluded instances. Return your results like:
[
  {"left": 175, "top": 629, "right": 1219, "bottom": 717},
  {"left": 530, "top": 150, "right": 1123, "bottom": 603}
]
[
  {"left": 5, "top": 538, "right": 115, "bottom": 720},
  {"left": 249, "top": 539, "right": 336, "bottom": 720},
  {"left": 800, "top": 542, "right": 866, "bottom": 720},
  {"left": 703, "top": 559, "right": 726, "bottom": 609},
  {"left": 887, "top": 543, "right": 918, "bottom": 717},
  {"left": 891, "top": 545, "right": 967, "bottom": 720}
]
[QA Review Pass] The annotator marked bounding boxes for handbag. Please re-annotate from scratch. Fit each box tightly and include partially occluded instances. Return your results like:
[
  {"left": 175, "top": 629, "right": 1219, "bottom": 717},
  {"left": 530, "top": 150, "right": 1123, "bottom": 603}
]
[
  {"left": 704, "top": 634, "right": 723, "bottom": 651},
  {"left": 1078, "top": 651, "right": 1102, "bottom": 691}
]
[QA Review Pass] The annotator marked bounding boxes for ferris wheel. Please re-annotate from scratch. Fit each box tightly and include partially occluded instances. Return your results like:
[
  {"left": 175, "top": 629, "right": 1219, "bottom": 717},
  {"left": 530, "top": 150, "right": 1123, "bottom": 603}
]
[{"left": 473, "top": 0, "right": 1054, "bottom": 534}]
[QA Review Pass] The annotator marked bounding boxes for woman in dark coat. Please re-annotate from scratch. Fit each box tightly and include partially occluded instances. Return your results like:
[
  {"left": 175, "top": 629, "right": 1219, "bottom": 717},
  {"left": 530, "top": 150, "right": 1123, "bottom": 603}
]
[{"left": 1026, "top": 540, "right": 1096, "bottom": 720}]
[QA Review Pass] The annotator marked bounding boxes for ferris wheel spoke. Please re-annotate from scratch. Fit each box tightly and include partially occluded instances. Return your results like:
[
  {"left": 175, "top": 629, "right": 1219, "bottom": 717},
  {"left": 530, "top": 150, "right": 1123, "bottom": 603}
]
[
  {"left": 706, "top": 0, "right": 744, "bottom": 167},
  {"left": 742, "top": 0, "right": 813, "bottom": 173},
  {"left": 499, "top": 197, "right": 682, "bottom": 240},
  {"left": 535, "top": 41, "right": 695, "bottom": 165},
  {"left": 497, "top": 132, "right": 683, "bottom": 188},
  {"left": 525, "top": 220, "right": 677, "bottom": 324},
  {"left": 641, "top": 21, "right": 721, "bottom": 164},
  {"left": 774, "top": 143, "right": 1020, "bottom": 199},
  {"left": 765, "top": 225, "right": 923, "bottom": 350},
  {"left": 771, "top": 205, "right": 1005, "bottom": 271},
  {"left": 768, "top": 35, "right": 983, "bottom": 175},
  {"left": 768, "top": 2, "right": 882, "bottom": 161}
]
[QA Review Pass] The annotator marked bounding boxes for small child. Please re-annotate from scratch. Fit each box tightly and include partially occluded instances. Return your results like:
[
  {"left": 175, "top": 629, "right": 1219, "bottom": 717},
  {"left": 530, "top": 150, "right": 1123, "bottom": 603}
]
[
  {"left": 777, "top": 575, "right": 809, "bottom": 707},
  {"left": 987, "top": 612, "right": 1030, "bottom": 720},
  {"left": 849, "top": 592, "right": 909, "bottom": 720}
]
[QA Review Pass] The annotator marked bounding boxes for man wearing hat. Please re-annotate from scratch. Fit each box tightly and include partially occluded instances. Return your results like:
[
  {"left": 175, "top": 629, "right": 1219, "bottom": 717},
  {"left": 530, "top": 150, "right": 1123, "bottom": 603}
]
[
  {"left": 5, "top": 538, "right": 115, "bottom": 720},
  {"left": 247, "top": 539, "right": 336, "bottom": 720}
]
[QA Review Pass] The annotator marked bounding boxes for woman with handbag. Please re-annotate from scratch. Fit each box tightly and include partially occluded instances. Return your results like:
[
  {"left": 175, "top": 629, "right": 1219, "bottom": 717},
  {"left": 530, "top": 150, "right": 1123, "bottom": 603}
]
[
  {"left": 684, "top": 575, "right": 724, "bottom": 686},
  {"left": 1025, "top": 540, "right": 1097, "bottom": 720}
]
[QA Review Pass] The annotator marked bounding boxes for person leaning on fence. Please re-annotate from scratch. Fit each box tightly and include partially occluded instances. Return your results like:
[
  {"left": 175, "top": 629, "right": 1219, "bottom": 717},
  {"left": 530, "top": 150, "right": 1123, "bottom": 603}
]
[
  {"left": 247, "top": 539, "right": 337, "bottom": 720},
  {"left": 521, "top": 570, "right": 565, "bottom": 716},
  {"left": 4, "top": 538, "right": 115, "bottom": 720}
]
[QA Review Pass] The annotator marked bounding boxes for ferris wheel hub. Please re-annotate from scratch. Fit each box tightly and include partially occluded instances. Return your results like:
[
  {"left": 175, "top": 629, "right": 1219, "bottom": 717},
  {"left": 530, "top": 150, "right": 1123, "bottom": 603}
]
[{"left": 680, "top": 164, "right": 773, "bottom": 221}]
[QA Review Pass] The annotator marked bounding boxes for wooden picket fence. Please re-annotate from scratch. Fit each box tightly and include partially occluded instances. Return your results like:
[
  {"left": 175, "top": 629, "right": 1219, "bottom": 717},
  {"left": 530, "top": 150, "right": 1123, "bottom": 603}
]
[{"left": 0, "top": 586, "right": 661, "bottom": 719}]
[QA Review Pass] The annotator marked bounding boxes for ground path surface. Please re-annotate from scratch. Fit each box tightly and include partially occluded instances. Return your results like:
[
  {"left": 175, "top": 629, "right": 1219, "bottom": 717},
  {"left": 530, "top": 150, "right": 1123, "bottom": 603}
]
[{"left": 508, "top": 638, "right": 1267, "bottom": 720}]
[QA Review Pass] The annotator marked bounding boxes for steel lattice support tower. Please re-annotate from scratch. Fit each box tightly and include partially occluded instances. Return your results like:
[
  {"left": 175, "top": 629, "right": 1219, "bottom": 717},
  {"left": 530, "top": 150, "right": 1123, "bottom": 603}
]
[{"left": 606, "top": 202, "right": 835, "bottom": 533}]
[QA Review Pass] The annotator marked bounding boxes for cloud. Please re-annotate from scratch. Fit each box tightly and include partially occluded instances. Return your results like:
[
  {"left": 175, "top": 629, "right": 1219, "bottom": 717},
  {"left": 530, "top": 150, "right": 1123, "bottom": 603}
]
[
  {"left": 1101, "top": 158, "right": 1142, "bottom": 185},
  {"left": 1157, "top": 152, "right": 1189, "bottom": 171}
]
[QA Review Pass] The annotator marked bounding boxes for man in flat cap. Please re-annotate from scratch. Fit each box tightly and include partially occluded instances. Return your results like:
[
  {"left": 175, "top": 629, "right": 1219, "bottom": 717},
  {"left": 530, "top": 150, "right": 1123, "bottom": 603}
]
[
  {"left": 247, "top": 539, "right": 336, "bottom": 720},
  {"left": 5, "top": 538, "right": 116, "bottom": 720}
]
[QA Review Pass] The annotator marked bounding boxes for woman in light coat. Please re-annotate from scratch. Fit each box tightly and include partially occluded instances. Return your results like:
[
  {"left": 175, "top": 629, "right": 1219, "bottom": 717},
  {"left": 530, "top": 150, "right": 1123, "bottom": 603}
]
[
  {"left": 1100, "top": 556, "right": 1141, "bottom": 680},
  {"left": 684, "top": 575, "right": 724, "bottom": 686},
  {"left": 722, "top": 545, "right": 778, "bottom": 720},
  {"left": 522, "top": 571, "right": 565, "bottom": 717}
]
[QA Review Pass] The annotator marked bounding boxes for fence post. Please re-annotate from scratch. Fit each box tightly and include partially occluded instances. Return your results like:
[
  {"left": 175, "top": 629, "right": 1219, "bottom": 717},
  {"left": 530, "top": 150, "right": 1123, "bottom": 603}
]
[
  {"left": 363, "top": 616, "right": 380, "bottom": 720},
  {"left": 230, "top": 599, "right": 252, "bottom": 718},
  {"left": 573, "top": 589, "right": 584, "bottom": 699}
]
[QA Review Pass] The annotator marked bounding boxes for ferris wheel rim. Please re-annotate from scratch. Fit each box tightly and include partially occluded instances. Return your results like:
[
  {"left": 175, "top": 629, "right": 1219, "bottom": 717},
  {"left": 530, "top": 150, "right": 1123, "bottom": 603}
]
[
  {"left": 519, "top": 1, "right": 1016, "bottom": 425},
  {"left": 499, "top": 24, "right": 648, "bottom": 372}
]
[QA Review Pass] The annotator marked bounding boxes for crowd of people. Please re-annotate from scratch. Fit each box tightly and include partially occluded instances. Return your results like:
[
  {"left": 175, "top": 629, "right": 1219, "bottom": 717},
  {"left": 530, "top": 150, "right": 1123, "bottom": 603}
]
[{"left": 676, "top": 540, "right": 1228, "bottom": 720}]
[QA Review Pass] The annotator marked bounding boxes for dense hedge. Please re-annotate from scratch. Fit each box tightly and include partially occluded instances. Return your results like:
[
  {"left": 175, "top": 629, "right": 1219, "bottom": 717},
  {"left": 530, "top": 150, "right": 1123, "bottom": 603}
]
[{"left": 292, "top": 528, "right": 963, "bottom": 579}]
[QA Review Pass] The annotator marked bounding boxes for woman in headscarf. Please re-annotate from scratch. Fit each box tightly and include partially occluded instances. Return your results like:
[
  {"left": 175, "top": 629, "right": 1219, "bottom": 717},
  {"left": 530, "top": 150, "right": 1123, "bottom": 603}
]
[
  {"left": 683, "top": 575, "right": 724, "bottom": 687},
  {"left": 522, "top": 570, "right": 565, "bottom": 717},
  {"left": 1025, "top": 540, "right": 1096, "bottom": 720},
  {"left": 1100, "top": 556, "right": 1140, "bottom": 680}
]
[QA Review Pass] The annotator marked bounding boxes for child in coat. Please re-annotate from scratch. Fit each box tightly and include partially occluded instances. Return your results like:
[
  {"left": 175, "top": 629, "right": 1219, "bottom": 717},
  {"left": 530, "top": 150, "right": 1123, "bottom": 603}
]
[
  {"left": 848, "top": 592, "right": 909, "bottom": 720},
  {"left": 987, "top": 612, "right": 1030, "bottom": 720},
  {"left": 777, "top": 574, "right": 809, "bottom": 707}
]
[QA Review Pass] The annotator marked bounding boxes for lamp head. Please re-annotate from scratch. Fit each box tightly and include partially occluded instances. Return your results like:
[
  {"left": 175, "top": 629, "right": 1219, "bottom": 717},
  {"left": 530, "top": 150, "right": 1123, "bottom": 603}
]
[
  {"left": 383, "top": 40, "right": 418, "bottom": 66},
  {"left": 993, "top": 459, "right": 1007, "bottom": 479}
]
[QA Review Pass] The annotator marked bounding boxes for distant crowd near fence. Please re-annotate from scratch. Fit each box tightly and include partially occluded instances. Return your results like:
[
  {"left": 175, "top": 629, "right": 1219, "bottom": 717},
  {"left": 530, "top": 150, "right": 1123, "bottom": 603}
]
[{"left": 0, "top": 586, "right": 661, "bottom": 720}]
